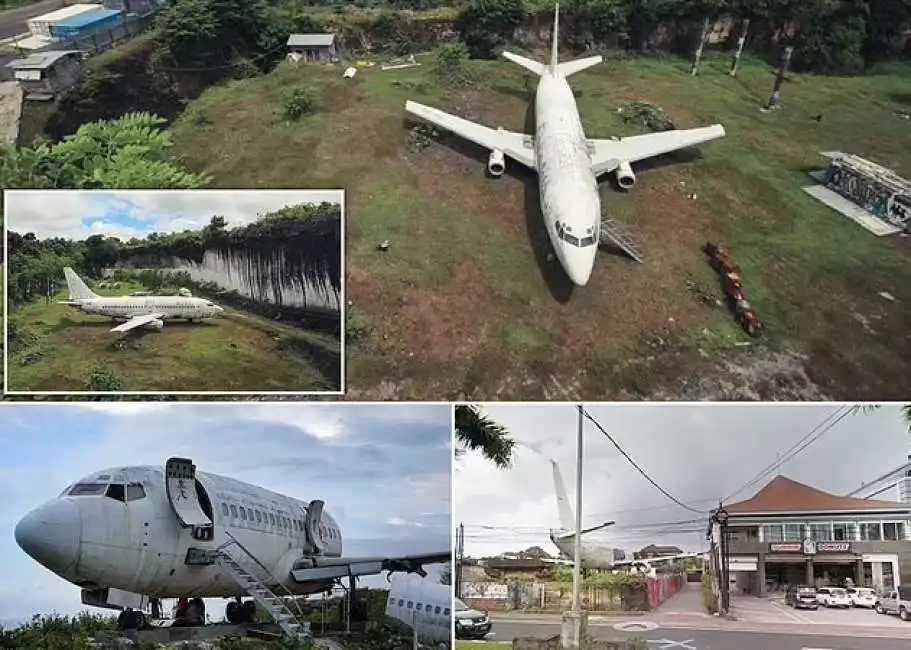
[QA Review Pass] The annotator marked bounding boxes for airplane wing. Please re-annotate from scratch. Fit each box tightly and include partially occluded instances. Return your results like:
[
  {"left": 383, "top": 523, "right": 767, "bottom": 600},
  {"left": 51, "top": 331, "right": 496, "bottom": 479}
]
[
  {"left": 405, "top": 100, "right": 536, "bottom": 169},
  {"left": 290, "top": 551, "right": 450, "bottom": 582},
  {"left": 589, "top": 125, "right": 726, "bottom": 175},
  {"left": 540, "top": 557, "right": 572, "bottom": 565},
  {"left": 110, "top": 313, "right": 165, "bottom": 333}
]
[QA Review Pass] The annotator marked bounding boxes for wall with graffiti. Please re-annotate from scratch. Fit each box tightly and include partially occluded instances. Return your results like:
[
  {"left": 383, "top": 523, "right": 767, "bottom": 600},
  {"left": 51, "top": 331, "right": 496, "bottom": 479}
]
[
  {"left": 460, "top": 579, "right": 681, "bottom": 612},
  {"left": 824, "top": 164, "right": 911, "bottom": 231}
]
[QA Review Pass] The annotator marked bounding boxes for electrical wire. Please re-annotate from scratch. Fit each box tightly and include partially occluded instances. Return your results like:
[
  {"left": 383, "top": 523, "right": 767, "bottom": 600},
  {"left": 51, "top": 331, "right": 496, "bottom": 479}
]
[
  {"left": 581, "top": 407, "right": 711, "bottom": 515},
  {"left": 722, "top": 405, "right": 853, "bottom": 502}
]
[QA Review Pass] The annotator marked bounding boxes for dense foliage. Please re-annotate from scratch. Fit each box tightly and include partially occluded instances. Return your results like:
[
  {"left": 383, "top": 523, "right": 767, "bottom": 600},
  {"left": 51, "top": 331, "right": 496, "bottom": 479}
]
[{"left": 7, "top": 203, "right": 342, "bottom": 311}]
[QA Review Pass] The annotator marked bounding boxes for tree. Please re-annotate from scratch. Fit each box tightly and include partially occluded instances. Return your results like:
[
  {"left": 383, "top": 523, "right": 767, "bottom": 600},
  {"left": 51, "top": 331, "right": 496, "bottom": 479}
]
[
  {"left": 855, "top": 404, "right": 911, "bottom": 433},
  {"left": 459, "top": 0, "right": 524, "bottom": 59},
  {"left": 454, "top": 405, "right": 516, "bottom": 468}
]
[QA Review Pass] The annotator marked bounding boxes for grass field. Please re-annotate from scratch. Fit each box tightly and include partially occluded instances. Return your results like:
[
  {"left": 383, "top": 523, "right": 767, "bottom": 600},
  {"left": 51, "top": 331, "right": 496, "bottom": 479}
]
[
  {"left": 6, "top": 281, "right": 341, "bottom": 392},
  {"left": 169, "top": 50, "right": 911, "bottom": 400}
]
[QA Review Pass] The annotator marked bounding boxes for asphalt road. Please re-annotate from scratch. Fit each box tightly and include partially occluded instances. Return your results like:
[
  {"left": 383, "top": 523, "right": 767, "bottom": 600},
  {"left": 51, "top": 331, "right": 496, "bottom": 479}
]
[{"left": 483, "top": 621, "right": 911, "bottom": 650}]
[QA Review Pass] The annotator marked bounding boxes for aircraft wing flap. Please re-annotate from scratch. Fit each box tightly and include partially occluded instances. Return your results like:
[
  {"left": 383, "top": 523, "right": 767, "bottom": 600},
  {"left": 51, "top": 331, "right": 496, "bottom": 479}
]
[
  {"left": 110, "top": 312, "right": 165, "bottom": 333},
  {"left": 405, "top": 100, "right": 536, "bottom": 169},
  {"left": 589, "top": 124, "right": 726, "bottom": 173}
]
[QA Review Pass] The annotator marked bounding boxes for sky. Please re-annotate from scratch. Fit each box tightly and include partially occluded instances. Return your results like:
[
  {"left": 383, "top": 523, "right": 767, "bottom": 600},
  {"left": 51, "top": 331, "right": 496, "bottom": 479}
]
[
  {"left": 0, "top": 403, "right": 450, "bottom": 625},
  {"left": 454, "top": 404, "right": 910, "bottom": 560},
  {"left": 4, "top": 190, "right": 343, "bottom": 241}
]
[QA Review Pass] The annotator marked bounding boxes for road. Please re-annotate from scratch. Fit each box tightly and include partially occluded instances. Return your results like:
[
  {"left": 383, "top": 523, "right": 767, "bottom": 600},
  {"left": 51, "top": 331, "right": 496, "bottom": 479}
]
[
  {"left": 481, "top": 619, "right": 911, "bottom": 650},
  {"left": 0, "top": 0, "right": 67, "bottom": 40}
]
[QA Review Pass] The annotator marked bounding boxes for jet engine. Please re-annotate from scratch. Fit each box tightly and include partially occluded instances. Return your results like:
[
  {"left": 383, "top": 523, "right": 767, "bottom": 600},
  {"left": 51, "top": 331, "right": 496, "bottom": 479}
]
[
  {"left": 488, "top": 149, "right": 506, "bottom": 177},
  {"left": 144, "top": 319, "right": 164, "bottom": 331},
  {"left": 615, "top": 161, "right": 636, "bottom": 190}
]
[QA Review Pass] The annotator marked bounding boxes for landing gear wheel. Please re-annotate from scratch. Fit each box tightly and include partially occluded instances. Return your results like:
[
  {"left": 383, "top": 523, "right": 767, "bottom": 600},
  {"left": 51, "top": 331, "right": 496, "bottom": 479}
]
[
  {"left": 133, "top": 611, "right": 147, "bottom": 629},
  {"left": 226, "top": 600, "right": 243, "bottom": 624},
  {"left": 242, "top": 600, "right": 257, "bottom": 623}
]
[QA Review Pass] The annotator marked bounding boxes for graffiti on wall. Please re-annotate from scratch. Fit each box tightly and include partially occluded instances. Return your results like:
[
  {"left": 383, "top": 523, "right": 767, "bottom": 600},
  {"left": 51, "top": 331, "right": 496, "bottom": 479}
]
[
  {"left": 825, "top": 165, "right": 911, "bottom": 230},
  {"left": 462, "top": 583, "right": 508, "bottom": 599}
]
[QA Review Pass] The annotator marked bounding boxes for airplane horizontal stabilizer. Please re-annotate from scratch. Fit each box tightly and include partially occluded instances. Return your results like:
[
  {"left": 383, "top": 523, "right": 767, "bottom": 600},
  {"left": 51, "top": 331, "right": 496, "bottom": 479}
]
[
  {"left": 503, "top": 51, "right": 546, "bottom": 76},
  {"left": 557, "top": 55, "right": 603, "bottom": 78}
]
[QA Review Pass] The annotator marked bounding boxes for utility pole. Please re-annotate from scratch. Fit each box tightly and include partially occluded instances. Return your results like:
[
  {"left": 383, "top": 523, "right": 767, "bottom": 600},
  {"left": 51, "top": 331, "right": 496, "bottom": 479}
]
[
  {"left": 455, "top": 523, "right": 464, "bottom": 599},
  {"left": 714, "top": 506, "right": 731, "bottom": 614},
  {"left": 561, "top": 405, "right": 587, "bottom": 648}
]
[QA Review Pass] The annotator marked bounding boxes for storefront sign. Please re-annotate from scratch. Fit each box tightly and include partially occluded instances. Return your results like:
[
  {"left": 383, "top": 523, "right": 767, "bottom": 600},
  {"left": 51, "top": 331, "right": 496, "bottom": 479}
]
[{"left": 767, "top": 541, "right": 853, "bottom": 554}]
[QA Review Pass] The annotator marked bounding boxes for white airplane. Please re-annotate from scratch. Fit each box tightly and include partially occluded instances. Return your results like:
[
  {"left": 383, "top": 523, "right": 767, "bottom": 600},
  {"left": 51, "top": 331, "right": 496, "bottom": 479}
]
[
  {"left": 404, "top": 3, "right": 725, "bottom": 286},
  {"left": 59, "top": 267, "right": 224, "bottom": 333},
  {"left": 385, "top": 573, "right": 452, "bottom": 645},
  {"left": 14, "top": 457, "right": 449, "bottom": 636},
  {"left": 544, "top": 460, "right": 698, "bottom": 572}
]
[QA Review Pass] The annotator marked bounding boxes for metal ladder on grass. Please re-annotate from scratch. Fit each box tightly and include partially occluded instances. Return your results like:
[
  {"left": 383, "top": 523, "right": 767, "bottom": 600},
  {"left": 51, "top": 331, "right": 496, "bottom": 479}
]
[
  {"left": 214, "top": 531, "right": 311, "bottom": 640},
  {"left": 600, "top": 217, "right": 644, "bottom": 263}
]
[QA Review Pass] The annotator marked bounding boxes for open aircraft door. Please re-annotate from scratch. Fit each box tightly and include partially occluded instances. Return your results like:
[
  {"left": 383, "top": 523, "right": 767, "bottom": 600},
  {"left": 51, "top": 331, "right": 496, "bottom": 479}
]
[
  {"left": 303, "top": 499, "right": 328, "bottom": 555},
  {"left": 165, "top": 457, "right": 214, "bottom": 541}
]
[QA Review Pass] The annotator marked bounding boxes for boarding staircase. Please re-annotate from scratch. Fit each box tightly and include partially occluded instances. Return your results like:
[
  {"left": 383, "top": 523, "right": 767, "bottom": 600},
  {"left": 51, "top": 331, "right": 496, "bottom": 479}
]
[
  {"left": 213, "top": 532, "right": 311, "bottom": 641},
  {"left": 600, "top": 217, "right": 644, "bottom": 263}
]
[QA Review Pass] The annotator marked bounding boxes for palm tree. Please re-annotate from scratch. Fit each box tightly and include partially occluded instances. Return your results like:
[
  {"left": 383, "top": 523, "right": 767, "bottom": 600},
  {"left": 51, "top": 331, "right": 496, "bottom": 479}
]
[
  {"left": 854, "top": 404, "right": 911, "bottom": 432},
  {"left": 454, "top": 405, "right": 517, "bottom": 468}
]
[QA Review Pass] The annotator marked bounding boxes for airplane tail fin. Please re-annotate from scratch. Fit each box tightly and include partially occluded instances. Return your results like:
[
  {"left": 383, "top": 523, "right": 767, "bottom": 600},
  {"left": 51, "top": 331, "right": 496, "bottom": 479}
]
[
  {"left": 63, "top": 267, "right": 98, "bottom": 300},
  {"left": 550, "top": 2, "right": 560, "bottom": 68},
  {"left": 551, "top": 459, "right": 575, "bottom": 531}
]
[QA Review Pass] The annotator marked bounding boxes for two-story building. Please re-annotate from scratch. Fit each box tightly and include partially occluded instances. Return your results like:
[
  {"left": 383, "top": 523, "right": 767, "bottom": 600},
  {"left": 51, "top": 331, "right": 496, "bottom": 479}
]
[{"left": 710, "top": 476, "right": 911, "bottom": 596}]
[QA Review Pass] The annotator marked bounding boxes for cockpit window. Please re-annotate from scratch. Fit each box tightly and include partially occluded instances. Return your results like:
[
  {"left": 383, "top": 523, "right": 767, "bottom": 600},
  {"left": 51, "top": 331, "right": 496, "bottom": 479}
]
[
  {"left": 105, "top": 484, "right": 126, "bottom": 502},
  {"left": 68, "top": 483, "right": 108, "bottom": 496},
  {"left": 556, "top": 222, "right": 582, "bottom": 247},
  {"left": 580, "top": 235, "right": 596, "bottom": 247},
  {"left": 126, "top": 483, "right": 146, "bottom": 501}
]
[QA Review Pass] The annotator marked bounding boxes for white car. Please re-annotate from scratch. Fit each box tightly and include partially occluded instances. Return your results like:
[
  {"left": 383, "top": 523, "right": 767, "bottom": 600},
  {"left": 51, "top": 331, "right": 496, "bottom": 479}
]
[
  {"left": 847, "top": 587, "right": 877, "bottom": 608},
  {"left": 818, "top": 587, "right": 851, "bottom": 608}
]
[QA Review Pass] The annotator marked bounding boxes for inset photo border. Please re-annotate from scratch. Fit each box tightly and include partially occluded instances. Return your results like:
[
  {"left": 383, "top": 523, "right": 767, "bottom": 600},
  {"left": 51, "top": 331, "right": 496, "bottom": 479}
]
[{"left": 3, "top": 189, "right": 345, "bottom": 396}]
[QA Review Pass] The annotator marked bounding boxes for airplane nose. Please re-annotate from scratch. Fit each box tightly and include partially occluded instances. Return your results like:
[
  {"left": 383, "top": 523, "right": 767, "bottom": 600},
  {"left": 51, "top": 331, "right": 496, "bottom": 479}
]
[{"left": 15, "top": 500, "right": 81, "bottom": 573}]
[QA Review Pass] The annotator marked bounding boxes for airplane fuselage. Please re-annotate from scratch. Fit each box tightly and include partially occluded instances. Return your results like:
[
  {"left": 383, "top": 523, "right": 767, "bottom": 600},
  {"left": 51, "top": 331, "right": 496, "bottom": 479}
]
[
  {"left": 551, "top": 531, "right": 624, "bottom": 569},
  {"left": 71, "top": 297, "right": 223, "bottom": 323},
  {"left": 14, "top": 466, "right": 342, "bottom": 599},
  {"left": 534, "top": 72, "right": 601, "bottom": 286}
]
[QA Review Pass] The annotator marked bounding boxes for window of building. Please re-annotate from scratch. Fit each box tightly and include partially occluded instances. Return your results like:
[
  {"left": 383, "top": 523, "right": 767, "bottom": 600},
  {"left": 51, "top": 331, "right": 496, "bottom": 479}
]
[
  {"left": 833, "top": 522, "right": 856, "bottom": 541},
  {"left": 230, "top": 504, "right": 238, "bottom": 517},
  {"left": 222, "top": 503, "right": 229, "bottom": 516},
  {"left": 783, "top": 524, "right": 806, "bottom": 541},
  {"left": 860, "top": 522, "right": 882, "bottom": 541},
  {"left": 255, "top": 510, "right": 262, "bottom": 523},
  {"left": 807, "top": 523, "right": 833, "bottom": 541},
  {"left": 240, "top": 507, "right": 247, "bottom": 521},
  {"left": 269, "top": 513, "right": 276, "bottom": 526},
  {"left": 883, "top": 522, "right": 905, "bottom": 540},
  {"left": 763, "top": 525, "right": 784, "bottom": 542}
]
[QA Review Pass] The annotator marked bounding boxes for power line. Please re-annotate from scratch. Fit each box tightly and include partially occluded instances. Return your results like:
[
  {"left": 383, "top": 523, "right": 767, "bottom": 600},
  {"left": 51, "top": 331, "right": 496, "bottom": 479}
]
[
  {"left": 581, "top": 407, "right": 710, "bottom": 515},
  {"left": 722, "top": 405, "right": 853, "bottom": 502}
]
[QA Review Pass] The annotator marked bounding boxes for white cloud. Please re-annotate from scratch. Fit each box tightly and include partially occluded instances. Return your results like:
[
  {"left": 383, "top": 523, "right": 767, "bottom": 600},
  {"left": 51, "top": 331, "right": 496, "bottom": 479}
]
[
  {"left": 5, "top": 189, "right": 343, "bottom": 240},
  {"left": 387, "top": 517, "right": 409, "bottom": 526}
]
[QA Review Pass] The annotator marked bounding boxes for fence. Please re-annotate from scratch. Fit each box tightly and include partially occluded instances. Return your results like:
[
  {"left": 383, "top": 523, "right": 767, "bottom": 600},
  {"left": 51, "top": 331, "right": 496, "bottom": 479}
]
[
  {"left": 0, "top": 11, "right": 156, "bottom": 81},
  {"left": 462, "top": 579, "right": 684, "bottom": 613}
]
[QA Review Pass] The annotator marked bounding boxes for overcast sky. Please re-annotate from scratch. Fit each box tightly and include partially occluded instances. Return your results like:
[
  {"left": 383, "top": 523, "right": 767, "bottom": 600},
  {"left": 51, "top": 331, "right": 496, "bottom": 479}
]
[
  {"left": 0, "top": 403, "right": 450, "bottom": 625},
  {"left": 4, "top": 190, "right": 343, "bottom": 241},
  {"left": 454, "top": 404, "right": 910, "bottom": 559}
]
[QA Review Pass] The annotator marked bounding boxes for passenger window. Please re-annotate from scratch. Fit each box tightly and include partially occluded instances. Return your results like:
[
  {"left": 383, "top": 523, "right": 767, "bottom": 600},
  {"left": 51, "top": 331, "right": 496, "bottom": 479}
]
[
  {"left": 230, "top": 505, "right": 238, "bottom": 517},
  {"left": 240, "top": 507, "right": 247, "bottom": 520},
  {"left": 425, "top": 604, "right": 432, "bottom": 611},
  {"left": 444, "top": 608, "right": 450, "bottom": 616},
  {"left": 434, "top": 606, "right": 440, "bottom": 614},
  {"left": 125, "top": 483, "right": 146, "bottom": 501},
  {"left": 407, "top": 601, "right": 413, "bottom": 608},
  {"left": 222, "top": 503, "right": 229, "bottom": 516},
  {"left": 105, "top": 484, "right": 126, "bottom": 502},
  {"left": 416, "top": 603, "right": 422, "bottom": 610}
]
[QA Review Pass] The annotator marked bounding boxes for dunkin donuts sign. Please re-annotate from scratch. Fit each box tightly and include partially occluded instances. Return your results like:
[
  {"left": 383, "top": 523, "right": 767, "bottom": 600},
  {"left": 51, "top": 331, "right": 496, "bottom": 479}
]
[{"left": 768, "top": 541, "right": 852, "bottom": 554}]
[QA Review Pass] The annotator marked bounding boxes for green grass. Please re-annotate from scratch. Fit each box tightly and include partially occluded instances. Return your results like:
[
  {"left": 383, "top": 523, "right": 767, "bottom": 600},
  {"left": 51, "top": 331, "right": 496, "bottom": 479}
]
[
  {"left": 7, "top": 281, "right": 341, "bottom": 392},
  {"left": 170, "top": 50, "right": 911, "bottom": 399},
  {"left": 455, "top": 642, "right": 512, "bottom": 649}
]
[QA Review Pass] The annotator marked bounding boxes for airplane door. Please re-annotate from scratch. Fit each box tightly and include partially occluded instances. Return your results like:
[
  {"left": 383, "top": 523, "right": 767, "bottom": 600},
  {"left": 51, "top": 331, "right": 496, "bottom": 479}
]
[
  {"left": 165, "top": 457, "right": 213, "bottom": 541},
  {"left": 303, "top": 500, "right": 328, "bottom": 554}
]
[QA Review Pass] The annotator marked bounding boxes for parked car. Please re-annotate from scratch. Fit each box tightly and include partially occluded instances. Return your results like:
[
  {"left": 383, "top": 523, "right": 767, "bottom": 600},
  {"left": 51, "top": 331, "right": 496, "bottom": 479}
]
[
  {"left": 785, "top": 585, "right": 819, "bottom": 609},
  {"left": 817, "top": 587, "right": 851, "bottom": 608},
  {"left": 454, "top": 598, "right": 492, "bottom": 639},
  {"left": 846, "top": 587, "right": 878, "bottom": 608},
  {"left": 875, "top": 585, "right": 911, "bottom": 621}
]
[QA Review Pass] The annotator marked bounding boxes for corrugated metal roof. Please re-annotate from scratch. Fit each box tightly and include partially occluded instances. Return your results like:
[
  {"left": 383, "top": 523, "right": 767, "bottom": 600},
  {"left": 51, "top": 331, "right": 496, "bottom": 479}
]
[
  {"left": 6, "top": 50, "right": 82, "bottom": 70},
  {"left": 55, "top": 7, "right": 121, "bottom": 27},
  {"left": 287, "top": 33, "right": 334, "bottom": 47},
  {"left": 28, "top": 3, "right": 100, "bottom": 23}
]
